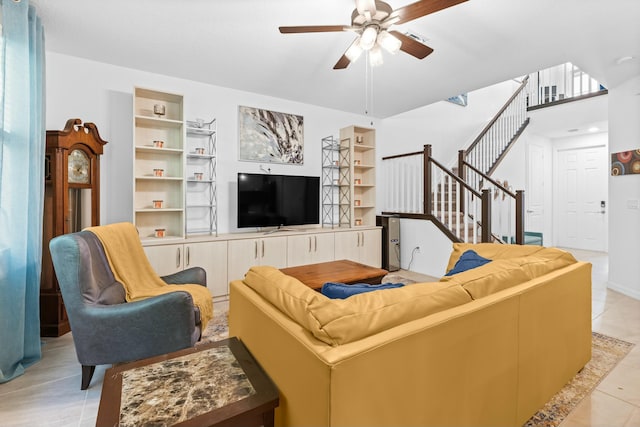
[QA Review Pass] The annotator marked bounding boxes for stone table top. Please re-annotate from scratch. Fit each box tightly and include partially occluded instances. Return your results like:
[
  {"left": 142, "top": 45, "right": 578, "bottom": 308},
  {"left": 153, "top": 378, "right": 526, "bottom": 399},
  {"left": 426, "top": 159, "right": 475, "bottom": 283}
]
[
  {"left": 97, "top": 337, "right": 279, "bottom": 427},
  {"left": 119, "top": 346, "right": 255, "bottom": 426}
]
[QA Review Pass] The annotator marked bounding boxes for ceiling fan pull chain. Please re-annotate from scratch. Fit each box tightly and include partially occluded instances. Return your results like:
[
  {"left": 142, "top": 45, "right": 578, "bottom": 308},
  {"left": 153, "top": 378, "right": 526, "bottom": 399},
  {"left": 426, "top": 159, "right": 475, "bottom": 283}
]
[
  {"left": 364, "top": 56, "right": 374, "bottom": 126},
  {"left": 364, "top": 52, "right": 370, "bottom": 117},
  {"left": 370, "top": 63, "right": 374, "bottom": 125}
]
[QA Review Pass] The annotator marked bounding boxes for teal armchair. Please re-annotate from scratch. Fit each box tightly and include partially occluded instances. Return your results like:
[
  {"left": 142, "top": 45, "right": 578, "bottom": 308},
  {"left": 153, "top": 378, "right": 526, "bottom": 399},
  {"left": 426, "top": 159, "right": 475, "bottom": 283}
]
[{"left": 49, "top": 230, "right": 206, "bottom": 389}]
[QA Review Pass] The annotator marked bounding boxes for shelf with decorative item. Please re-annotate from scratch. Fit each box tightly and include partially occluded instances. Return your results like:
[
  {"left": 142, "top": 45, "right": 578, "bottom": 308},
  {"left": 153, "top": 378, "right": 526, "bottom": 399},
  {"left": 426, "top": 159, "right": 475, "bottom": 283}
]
[
  {"left": 135, "top": 176, "right": 184, "bottom": 181},
  {"left": 135, "top": 210, "right": 184, "bottom": 241},
  {"left": 135, "top": 115, "right": 184, "bottom": 127},
  {"left": 186, "top": 204, "right": 216, "bottom": 209},
  {"left": 186, "top": 126, "right": 216, "bottom": 137},
  {"left": 353, "top": 163, "right": 375, "bottom": 169},
  {"left": 135, "top": 208, "right": 184, "bottom": 213},
  {"left": 134, "top": 87, "right": 183, "bottom": 121},
  {"left": 135, "top": 146, "right": 183, "bottom": 155},
  {"left": 186, "top": 153, "right": 216, "bottom": 160},
  {"left": 186, "top": 178, "right": 215, "bottom": 183}
]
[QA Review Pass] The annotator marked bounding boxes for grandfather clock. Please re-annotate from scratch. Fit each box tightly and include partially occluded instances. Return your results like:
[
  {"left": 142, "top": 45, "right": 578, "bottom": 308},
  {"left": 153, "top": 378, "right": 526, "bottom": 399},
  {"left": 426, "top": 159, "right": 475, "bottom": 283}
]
[{"left": 40, "top": 118, "right": 108, "bottom": 337}]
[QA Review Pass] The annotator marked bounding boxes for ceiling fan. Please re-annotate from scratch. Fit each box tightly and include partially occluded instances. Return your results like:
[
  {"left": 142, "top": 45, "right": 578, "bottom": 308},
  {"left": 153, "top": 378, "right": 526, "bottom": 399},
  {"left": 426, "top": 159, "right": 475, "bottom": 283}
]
[{"left": 279, "top": 0, "right": 468, "bottom": 69}]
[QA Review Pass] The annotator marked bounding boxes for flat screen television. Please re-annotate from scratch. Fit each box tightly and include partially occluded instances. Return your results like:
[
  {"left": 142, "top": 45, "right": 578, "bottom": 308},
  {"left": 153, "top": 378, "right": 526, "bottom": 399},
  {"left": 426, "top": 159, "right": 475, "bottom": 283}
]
[{"left": 237, "top": 173, "right": 320, "bottom": 229}]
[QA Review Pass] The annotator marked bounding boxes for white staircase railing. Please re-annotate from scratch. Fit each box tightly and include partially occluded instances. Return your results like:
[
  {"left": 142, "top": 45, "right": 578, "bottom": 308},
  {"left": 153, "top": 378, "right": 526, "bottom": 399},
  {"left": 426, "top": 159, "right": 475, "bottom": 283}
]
[
  {"left": 464, "top": 76, "right": 530, "bottom": 179},
  {"left": 381, "top": 151, "right": 424, "bottom": 214},
  {"left": 527, "top": 62, "right": 606, "bottom": 108}
]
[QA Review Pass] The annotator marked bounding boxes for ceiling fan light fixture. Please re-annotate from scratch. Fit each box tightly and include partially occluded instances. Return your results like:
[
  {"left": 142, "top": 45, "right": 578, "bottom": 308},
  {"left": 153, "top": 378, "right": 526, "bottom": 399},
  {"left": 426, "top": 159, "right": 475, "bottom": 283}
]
[
  {"left": 369, "top": 45, "right": 384, "bottom": 67},
  {"left": 360, "top": 26, "right": 378, "bottom": 50},
  {"left": 377, "top": 30, "right": 401, "bottom": 54},
  {"left": 345, "top": 39, "right": 364, "bottom": 62}
]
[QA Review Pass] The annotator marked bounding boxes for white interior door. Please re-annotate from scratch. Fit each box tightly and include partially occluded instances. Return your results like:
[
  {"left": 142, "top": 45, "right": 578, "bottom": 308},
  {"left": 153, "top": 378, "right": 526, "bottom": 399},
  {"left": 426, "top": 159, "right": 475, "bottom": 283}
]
[
  {"left": 526, "top": 143, "right": 546, "bottom": 233},
  {"left": 556, "top": 145, "right": 608, "bottom": 251}
]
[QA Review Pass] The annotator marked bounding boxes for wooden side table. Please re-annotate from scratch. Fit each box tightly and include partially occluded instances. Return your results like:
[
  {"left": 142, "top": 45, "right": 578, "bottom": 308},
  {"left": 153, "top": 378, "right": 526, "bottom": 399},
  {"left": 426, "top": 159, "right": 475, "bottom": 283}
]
[{"left": 97, "top": 337, "right": 279, "bottom": 427}]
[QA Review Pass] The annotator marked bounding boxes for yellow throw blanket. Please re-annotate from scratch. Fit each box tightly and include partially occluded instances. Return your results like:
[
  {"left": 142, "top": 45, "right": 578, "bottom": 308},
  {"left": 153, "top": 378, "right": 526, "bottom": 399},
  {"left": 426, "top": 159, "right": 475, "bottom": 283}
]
[{"left": 86, "top": 222, "right": 213, "bottom": 331}]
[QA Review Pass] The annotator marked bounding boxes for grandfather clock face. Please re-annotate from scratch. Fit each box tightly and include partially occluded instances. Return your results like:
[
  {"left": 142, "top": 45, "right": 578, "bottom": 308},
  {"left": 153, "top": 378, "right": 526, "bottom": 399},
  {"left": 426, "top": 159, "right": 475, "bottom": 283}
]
[
  {"left": 66, "top": 147, "right": 95, "bottom": 232},
  {"left": 68, "top": 149, "right": 91, "bottom": 184}
]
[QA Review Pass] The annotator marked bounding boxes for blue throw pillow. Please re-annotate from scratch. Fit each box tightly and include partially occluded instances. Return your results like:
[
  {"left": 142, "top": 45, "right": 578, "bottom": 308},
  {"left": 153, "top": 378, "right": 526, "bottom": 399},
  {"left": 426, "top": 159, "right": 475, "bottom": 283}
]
[
  {"left": 321, "top": 282, "right": 405, "bottom": 299},
  {"left": 445, "top": 250, "right": 491, "bottom": 276}
]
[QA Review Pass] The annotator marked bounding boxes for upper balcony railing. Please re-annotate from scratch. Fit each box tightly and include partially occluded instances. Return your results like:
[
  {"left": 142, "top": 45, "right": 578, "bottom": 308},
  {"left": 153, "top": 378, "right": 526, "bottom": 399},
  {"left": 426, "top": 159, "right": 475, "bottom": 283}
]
[{"left": 526, "top": 62, "right": 607, "bottom": 109}]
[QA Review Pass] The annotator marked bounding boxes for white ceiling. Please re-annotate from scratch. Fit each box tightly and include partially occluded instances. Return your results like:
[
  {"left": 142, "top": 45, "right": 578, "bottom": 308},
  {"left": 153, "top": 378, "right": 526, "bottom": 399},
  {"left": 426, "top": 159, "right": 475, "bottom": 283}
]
[{"left": 32, "top": 0, "right": 640, "bottom": 120}]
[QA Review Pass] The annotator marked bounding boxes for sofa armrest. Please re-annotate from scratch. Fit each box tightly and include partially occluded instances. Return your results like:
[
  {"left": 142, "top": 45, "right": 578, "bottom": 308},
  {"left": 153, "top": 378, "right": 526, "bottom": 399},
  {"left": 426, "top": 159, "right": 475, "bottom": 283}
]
[
  {"left": 161, "top": 266, "right": 206, "bottom": 286},
  {"left": 72, "top": 291, "right": 196, "bottom": 366}
]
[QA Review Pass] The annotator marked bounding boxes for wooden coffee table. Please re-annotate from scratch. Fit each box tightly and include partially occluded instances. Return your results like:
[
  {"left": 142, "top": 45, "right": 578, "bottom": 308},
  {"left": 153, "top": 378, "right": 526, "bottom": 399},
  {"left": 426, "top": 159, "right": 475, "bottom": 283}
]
[
  {"left": 96, "top": 337, "right": 279, "bottom": 427},
  {"left": 280, "top": 259, "right": 388, "bottom": 290}
]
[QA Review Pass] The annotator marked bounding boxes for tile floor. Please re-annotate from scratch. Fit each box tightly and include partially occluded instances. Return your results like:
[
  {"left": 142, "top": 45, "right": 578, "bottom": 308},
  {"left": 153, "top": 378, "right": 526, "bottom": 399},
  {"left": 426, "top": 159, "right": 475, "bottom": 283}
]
[{"left": 0, "top": 249, "right": 638, "bottom": 426}]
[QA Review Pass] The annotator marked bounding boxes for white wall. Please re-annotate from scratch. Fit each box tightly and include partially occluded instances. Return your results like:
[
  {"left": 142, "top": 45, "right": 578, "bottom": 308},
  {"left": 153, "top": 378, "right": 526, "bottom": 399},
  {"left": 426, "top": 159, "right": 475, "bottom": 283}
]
[
  {"left": 46, "top": 53, "right": 370, "bottom": 233},
  {"left": 398, "top": 219, "right": 453, "bottom": 277},
  {"left": 607, "top": 75, "right": 640, "bottom": 300}
]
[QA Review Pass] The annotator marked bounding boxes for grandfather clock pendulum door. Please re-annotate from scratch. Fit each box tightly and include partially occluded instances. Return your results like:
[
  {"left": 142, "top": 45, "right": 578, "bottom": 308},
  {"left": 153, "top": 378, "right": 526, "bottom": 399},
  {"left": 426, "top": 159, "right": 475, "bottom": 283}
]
[{"left": 40, "top": 119, "right": 108, "bottom": 337}]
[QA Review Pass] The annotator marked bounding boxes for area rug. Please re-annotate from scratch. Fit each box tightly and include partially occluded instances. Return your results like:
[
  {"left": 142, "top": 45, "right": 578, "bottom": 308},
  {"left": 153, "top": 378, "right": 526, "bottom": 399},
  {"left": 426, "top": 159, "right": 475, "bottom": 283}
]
[
  {"left": 524, "top": 332, "right": 634, "bottom": 427},
  {"left": 199, "top": 313, "right": 634, "bottom": 427},
  {"left": 198, "top": 310, "right": 229, "bottom": 345}
]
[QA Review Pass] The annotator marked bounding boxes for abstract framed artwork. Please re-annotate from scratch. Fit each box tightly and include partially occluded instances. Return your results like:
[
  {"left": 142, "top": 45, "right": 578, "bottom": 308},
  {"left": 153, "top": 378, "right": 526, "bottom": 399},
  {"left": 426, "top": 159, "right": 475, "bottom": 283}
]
[
  {"left": 238, "top": 106, "right": 304, "bottom": 164},
  {"left": 611, "top": 149, "right": 640, "bottom": 176}
]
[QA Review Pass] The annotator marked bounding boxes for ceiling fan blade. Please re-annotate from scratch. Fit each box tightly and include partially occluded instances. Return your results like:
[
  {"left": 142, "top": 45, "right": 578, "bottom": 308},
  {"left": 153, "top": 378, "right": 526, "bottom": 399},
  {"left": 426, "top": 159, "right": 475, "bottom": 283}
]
[
  {"left": 279, "top": 25, "right": 348, "bottom": 34},
  {"left": 356, "top": 0, "right": 377, "bottom": 16},
  {"left": 333, "top": 54, "right": 352, "bottom": 70},
  {"left": 389, "top": 0, "right": 468, "bottom": 25},
  {"left": 389, "top": 30, "right": 434, "bottom": 59}
]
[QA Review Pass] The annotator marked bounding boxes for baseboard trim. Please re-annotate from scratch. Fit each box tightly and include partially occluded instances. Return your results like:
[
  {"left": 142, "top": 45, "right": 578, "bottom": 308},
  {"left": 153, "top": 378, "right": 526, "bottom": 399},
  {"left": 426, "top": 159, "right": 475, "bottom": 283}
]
[{"left": 607, "top": 281, "right": 640, "bottom": 301}]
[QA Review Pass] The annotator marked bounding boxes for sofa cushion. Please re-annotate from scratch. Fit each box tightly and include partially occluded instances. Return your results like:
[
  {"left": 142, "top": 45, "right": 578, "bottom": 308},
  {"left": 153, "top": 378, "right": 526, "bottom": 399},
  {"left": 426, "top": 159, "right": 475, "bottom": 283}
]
[
  {"left": 242, "top": 266, "right": 327, "bottom": 335},
  {"left": 243, "top": 266, "right": 472, "bottom": 346},
  {"left": 442, "top": 246, "right": 578, "bottom": 300},
  {"left": 445, "top": 243, "right": 544, "bottom": 273},
  {"left": 321, "top": 282, "right": 405, "bottom": 299},
  {"left": 444, "top": 250, "right": 491, "bottom": 276},
  {"left": 310, "top": 281, "right": 472, "bottom": 345},
  {"left": 513, "top": 247, "right": 577, "bottom": 278},
  {"left": 442, "top": 259, "right": 530, "bottom": 299}
]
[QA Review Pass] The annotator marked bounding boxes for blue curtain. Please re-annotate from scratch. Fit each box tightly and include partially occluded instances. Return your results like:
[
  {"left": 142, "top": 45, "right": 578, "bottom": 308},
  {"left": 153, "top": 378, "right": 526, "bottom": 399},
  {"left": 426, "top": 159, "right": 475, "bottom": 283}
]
[{"left": 0, "top": 0, "right": 46, "bottom": 383}]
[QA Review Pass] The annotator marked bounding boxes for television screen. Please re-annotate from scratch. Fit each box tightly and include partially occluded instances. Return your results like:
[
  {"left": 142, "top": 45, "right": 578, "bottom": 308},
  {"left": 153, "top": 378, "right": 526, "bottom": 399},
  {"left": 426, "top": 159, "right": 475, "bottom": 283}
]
[{"left": 237, "top": 173, "right": 319, "bottom": 228}]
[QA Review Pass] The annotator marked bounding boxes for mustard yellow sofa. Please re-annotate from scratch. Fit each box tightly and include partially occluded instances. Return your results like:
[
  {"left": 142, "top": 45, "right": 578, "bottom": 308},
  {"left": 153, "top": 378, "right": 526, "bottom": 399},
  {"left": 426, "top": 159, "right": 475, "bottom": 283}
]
[{"left": 229, "top": 243, "right": 592, "bottom": 427}]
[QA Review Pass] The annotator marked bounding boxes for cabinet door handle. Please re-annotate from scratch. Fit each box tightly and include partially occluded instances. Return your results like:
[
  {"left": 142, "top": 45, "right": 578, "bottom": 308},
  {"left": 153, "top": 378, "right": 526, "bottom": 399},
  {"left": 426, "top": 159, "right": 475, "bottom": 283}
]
[
  {"left": 186, "top": 246, "right": 190, "bottom": 267},
  {"left": 261, "top": 240, "right": 265, "bottom": 258},
  {"left": 176, "top": 247, "right": 181, "bottom": 268},
  {"left": 361, "top": 232, "right": 364, "bottom": 247},
  {"left": 308, "top": 236, "right": 312, "bottom": 253},
  {"left": 314, "top": 236, "right": 317, "bottom": 252},
  {"left": 356, "top": 233, "right": 361, "bottom": 247},
  {"left": 254, "top": 241, "right": 258, "bottom": 259}
]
